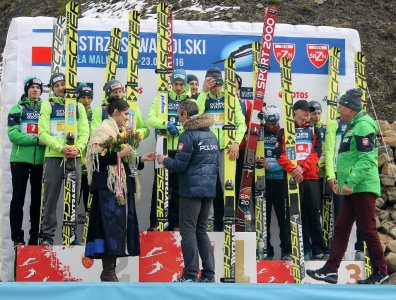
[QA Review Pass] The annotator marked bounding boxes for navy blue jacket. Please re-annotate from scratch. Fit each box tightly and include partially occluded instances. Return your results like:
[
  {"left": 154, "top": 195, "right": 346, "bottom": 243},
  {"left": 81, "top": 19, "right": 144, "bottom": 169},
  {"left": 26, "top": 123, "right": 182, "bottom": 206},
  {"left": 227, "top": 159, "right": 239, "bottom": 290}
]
[{"left": 163, "top": 114, "right": 219, "bottom": 198}]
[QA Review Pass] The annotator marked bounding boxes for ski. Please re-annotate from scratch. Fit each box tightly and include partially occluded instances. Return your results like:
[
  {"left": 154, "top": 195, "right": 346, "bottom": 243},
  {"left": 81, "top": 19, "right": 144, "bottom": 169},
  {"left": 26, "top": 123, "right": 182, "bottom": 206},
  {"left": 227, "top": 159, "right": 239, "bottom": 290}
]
[
  {"left": 322, "top": 47, "right": 341, "bottom": 250},
  {"left": 167, "top": 6, "right": 174, "bottom": 87},
  {"left": 155, "top": 2, "right": 171, "bottom": 231},
  {"left": 355, "top": 51, "right": 372, "bottom": 277},
  {"left": 49, "top": 16, "right": 66, "bottom": 98},
  {"left": 280, "top": 56, "right": 305, "bottom": 283},
  {"left": 38, "top": 15, "right": 66, "bottom": 244},
  {"left": 126, "top": 11, "right": 140, "bottom": 131},
  {"left": 63, "top": 0, "right": 79, "bottom": 246},
  {"left": 101, "top": 27, "right": 122, "bottom": 102},
  {"left": 221, "top": 57, "right": 237, "bottom": 283},
  {"left": 251, "top": 41, "right": 268, "bottom": 259},
  {"left": 236, "top": 5, "right": 278, "bottom": 232}
]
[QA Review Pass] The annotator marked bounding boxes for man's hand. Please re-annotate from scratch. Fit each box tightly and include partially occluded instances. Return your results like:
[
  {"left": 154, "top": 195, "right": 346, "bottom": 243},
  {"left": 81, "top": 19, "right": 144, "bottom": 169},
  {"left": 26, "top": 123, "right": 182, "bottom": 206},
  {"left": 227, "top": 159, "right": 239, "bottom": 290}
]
[
  {"left": 327, "top": 178, "right": 337, "bottom": 188},
  {"left": 256, "top": 157, "right": 269, "bottom": 171},
  {"left": 227, "top": 142, "right": 239, "bottom": 160},
  {"left": 291, "top": 165, "right": 303, "bottom": 177},
  {"left": 62, "top": 146, "right": 79, "bottom": 159},
  {"left": 202, "top": 77, "right": 216, "bottom": 93},
  {"left": 342, "top": 184, "right": 353, "bottom": 195},
  {"left": 156, "top": 154, "right": 166, "bottom": 165}
]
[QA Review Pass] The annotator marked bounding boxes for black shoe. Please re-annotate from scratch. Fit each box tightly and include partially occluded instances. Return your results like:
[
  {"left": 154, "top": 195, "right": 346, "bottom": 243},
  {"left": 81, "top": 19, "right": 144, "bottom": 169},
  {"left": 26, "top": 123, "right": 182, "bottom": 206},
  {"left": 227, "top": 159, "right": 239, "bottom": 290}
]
[
  {"left": 40, "top": 236, "right": 53, "bottom": 246},
  {"left": 173, "top": 276, "right": 198, "bottom": 283},
  {"left": 13, "top": 240, "right": 25, "bottom": 248},
  {"left": 311, "top": 252, "right": 329, "bottom": 260},
  {"left": 199, "top": 277, "right": 215, "bottom": 283},
  {"left": 357, "top": 269, "right": 389, "bottom": 284},
  {"left": 306, "top": 267, "right": 338, "bottom": 284}
]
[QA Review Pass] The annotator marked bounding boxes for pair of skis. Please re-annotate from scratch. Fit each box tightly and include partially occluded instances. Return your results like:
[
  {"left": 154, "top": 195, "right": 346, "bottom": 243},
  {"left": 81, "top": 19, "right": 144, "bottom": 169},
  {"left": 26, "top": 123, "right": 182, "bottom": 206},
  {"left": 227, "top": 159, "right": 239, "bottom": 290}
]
[
  {"left": 321, "top": 47, "right": 341, "bottom": 251},
  {"left": 155, "top": 3, "right": 173, "bottom": 231},
  {"left": 235, "top": 5, "right": 278, "bottom": 233}
]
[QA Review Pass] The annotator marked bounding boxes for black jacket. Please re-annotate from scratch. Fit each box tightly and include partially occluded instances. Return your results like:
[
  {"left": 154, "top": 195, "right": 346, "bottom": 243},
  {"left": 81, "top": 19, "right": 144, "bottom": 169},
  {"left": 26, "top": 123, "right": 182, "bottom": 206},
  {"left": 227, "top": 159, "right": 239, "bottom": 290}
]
[{"left": 163, "top": 114, "right": 219, "bottom": 198}]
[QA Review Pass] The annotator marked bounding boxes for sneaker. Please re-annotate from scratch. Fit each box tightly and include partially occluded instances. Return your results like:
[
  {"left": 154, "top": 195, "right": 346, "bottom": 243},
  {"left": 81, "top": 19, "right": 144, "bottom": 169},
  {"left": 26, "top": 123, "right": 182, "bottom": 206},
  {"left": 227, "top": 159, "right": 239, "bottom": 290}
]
[
  {"left": 40, "top": 236, "right": 53, "bottom": 246},
  {"left": 199, "top": 277, "right": 215, "bottom": 283},
  {"left": 354, "top": 250, "right": 365, "bottom": 261},
  {"left": 357, "top": 269, "right": 389, "bottom": 284},
  {"left": 312, "top": 252, "right": 329, "bottom": 260},
  {"left": 174, "top": 276, "right": 198, "bottom": 283},
  {"left": 306, "top": 267, "right": 338, "bottom": 284}
]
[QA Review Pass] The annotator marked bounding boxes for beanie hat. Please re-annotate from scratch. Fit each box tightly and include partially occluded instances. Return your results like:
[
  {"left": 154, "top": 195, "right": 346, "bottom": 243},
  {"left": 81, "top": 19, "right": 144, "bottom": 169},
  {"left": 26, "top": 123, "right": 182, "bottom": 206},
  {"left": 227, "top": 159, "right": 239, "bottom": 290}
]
[
  {"left": 264, "top": 105, "right": 280, "bottom": 123},
  {"left": 187, "top": 74, "right": 199, "bottom": 84},
  {"left": 48, "top": 72, "right": 65, "bottom": 87},
  {"left": 309, "top": 100, "right": 322, "bottom": 112},
  {"left": 171, "top": 69, "right": 187, "bottom": 85},
  {"left": 338, "top": 88, "right": 363, "bottom": 111},
  {"left": 205, "top": 67, "right": 223, "bottom": 86},
  {"left": 24, "top": 77, "right": 43, "bottom": 96},
  {"left": 293, "top": 99, "right": 310, "bottom": 112},
  {"left": 103, "top": 79, "right": 123, "bottom": 97},
  {"left": 76, "top": 83, "right": 93, "bottom": 100}
]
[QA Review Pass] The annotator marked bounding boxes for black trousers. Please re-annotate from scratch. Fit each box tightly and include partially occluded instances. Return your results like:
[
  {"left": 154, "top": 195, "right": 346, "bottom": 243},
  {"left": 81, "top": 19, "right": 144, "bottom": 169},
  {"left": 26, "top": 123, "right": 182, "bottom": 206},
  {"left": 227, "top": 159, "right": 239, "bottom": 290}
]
[
  {"left": 266, "top": 179, "right": 291, "bottom": 255},
  {"left": 299, "top": 180, "right": 326, "bottom": 254},
  {"left": 149, "top": 151, "right": 180, "bottom": 230},
  {"left": 9, "top": 162, "right": 43, "bottom": 243}
]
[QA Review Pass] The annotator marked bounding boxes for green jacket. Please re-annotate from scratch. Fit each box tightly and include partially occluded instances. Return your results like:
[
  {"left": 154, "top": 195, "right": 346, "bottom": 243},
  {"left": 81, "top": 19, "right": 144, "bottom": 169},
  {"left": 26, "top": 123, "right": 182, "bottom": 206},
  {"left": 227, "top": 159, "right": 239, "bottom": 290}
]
[
  {"left": 8, "top": 95, "right": 45, "bottom": 164},
  {"left": 336, "top": 110, "right": 380, "bottom": 196},
  {"left": 196, "top": 90, "right": 247, "bottom": 149},
  {"left": 38, "top": 96, "right": 89, "bottom": 158},
  {"left": 146, "top": 87, "right": 192, "bottom": 151},
  {"left": 90, "top": 96, "right": 150, "bottom": 139}
]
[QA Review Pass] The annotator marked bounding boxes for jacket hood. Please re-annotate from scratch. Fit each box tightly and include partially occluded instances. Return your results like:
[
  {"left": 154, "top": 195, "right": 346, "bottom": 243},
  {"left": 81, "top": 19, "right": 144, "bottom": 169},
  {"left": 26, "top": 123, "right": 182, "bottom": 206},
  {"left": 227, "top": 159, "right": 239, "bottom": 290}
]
[
  {"left": 18, "top": 94, "right": 42, "bottom": 109},
  {"left": 49, "top": 96, "right": 65, "bottom": 105},
  {"left": 183, "top": 113, "right": 213, "bottom": 131}
]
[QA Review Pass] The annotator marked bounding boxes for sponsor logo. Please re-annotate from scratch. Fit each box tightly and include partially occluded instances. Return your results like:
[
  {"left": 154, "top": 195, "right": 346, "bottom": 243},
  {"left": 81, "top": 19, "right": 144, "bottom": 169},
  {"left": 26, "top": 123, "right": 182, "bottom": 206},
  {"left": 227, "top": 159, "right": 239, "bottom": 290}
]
[
  {"left": 178, "top": 143, "right": 184, "bottom": 151},
  {"left": 307, "top": 44, "right": 329, "bottom": 68},
  {"left": 26, "top": 112, "right": 40, "bottom": 119},
  {"left": 278, "top": 91, "right": 308, "bottom": 99},
  {"left": 295, "top": 132, "right": 309, "bottom": 139},
  {"left": 362, "top": 137, "right": 369, "bottom": 146},
  {"left": 273, "top": 43, "right": 295, "bottom": 63}
]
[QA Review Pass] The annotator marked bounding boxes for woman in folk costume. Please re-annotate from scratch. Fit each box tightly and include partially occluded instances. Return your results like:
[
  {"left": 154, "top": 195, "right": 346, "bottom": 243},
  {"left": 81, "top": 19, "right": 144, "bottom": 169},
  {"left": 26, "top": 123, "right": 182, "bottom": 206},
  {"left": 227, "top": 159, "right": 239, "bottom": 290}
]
[{"left": 84, "top": 96, "right": 155, "bottom": 281}]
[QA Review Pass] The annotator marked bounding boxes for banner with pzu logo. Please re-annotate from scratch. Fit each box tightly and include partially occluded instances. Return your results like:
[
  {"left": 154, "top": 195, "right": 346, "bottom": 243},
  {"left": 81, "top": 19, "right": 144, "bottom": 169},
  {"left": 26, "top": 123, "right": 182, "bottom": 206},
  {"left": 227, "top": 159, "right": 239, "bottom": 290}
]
[{"left": 0, "top": 16, "right": 360, "bottom": 281}]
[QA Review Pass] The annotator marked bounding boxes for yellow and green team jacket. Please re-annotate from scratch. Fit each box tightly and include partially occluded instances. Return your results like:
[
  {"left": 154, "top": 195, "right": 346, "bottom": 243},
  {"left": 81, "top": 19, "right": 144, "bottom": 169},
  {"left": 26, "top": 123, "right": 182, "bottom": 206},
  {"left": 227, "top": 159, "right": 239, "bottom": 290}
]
[
  {"left": 146, "top": 87, "right": 192, "bottom": 151},
  {"left": 336, "top": 110, "right": 380, "bottom": 196},
  {"left": 325, "top": 117, "right": 348, "bottom": 181},
  {"left": 90, "top": 96, "right": 149, "bottom": 140},
  {"left": 314, "top": 120, "right": 326, "bottom": 178},
  {"left": 8, "top": 95, "right": 45, "bottom": 165},
  {"left": 38, "top": 96, "right": 89, "bottom": 158},
  {"left": 196, "top": 89, "right": 247, "bottom": 150}
]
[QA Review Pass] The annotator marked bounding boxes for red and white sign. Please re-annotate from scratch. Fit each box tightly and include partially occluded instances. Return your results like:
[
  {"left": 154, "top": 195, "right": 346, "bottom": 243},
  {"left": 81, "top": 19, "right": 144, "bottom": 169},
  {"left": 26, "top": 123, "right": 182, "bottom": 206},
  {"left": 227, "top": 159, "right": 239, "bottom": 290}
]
[
  {"left": 307, "top": 44, "right": 329, "bottom": 68},
  {"left": 273, "top": 43, "right": 296, "bottom": 63}
]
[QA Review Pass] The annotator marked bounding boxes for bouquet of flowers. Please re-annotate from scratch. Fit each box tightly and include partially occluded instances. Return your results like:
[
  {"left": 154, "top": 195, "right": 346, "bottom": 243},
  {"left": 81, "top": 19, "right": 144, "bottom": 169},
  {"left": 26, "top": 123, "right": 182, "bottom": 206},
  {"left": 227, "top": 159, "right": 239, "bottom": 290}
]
[{"left": 100, "top": 130, "right": 141, "bottom": 175}]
